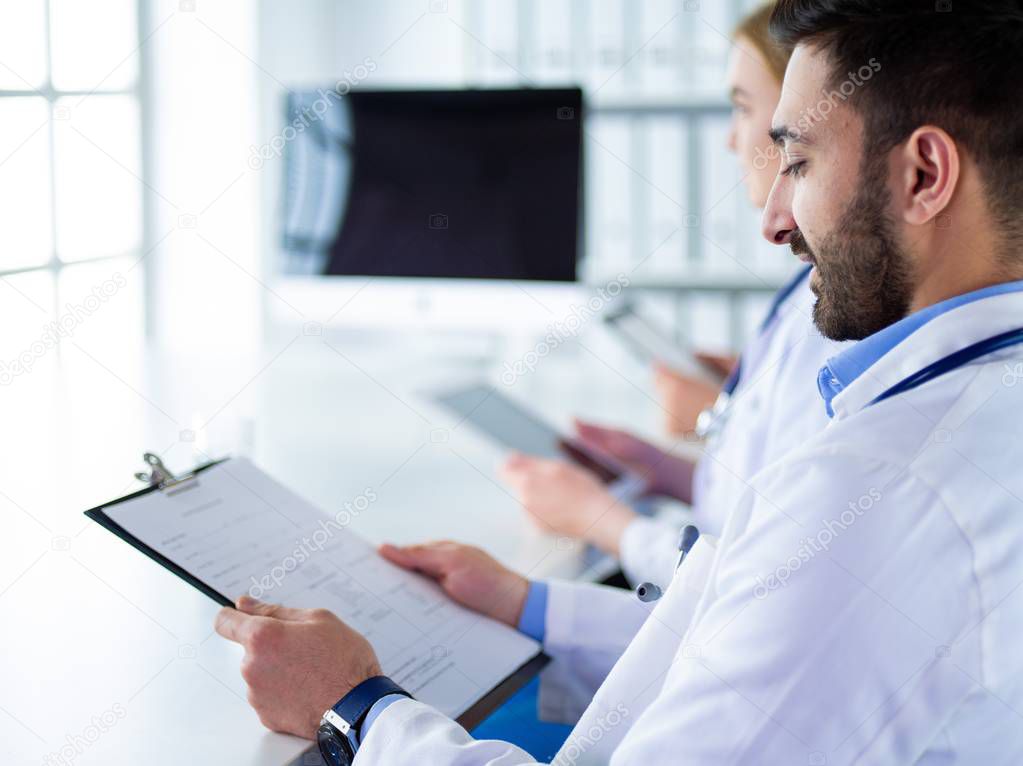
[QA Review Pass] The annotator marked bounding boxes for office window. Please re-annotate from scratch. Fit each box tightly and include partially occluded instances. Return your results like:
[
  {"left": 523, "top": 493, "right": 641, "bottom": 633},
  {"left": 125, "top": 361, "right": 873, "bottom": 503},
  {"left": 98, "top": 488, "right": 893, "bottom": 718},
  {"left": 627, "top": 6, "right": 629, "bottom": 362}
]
[{"left": 0, "top": 0, "right": 143, "bottom": 364}]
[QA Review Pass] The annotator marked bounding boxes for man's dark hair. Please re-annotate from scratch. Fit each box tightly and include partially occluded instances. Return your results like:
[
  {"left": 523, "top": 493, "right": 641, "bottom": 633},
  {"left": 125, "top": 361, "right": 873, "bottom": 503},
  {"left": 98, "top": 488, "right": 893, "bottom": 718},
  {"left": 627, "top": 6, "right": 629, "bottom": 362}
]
[{"left": 770, "top": 0, "right": 1023, "bottom": 248}]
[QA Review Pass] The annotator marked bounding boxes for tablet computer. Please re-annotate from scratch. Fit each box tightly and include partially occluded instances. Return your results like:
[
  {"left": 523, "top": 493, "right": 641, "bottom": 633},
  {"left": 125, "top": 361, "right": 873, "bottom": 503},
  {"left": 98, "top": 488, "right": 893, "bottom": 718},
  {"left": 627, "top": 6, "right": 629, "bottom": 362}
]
[
  {"left": 429, "top": 384, "right": 626, "bottom": 484},
  {"left": 603, "top": 303, "right": 725, "bottom": 384}
]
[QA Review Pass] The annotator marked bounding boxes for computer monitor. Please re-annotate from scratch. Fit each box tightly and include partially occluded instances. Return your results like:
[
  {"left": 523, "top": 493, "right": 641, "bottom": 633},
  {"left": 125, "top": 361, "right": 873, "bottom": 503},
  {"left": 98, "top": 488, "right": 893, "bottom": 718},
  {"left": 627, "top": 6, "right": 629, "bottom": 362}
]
[{"left": 280, "top": 87, "right": 583, "bottom": 281}]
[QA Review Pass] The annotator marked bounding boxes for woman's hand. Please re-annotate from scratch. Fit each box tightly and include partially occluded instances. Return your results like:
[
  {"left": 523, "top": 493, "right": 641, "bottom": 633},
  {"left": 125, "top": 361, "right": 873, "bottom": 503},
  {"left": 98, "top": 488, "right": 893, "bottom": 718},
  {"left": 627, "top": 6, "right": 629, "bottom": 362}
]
[
  {"left": 573, "top": 420, "right": 695, "bottom": 504},
  {"left": 500, "top": 454, "right": 636, "bottom": 556},
  {"left": 653, "top": 353, "right": 735, "bottom": 436}
]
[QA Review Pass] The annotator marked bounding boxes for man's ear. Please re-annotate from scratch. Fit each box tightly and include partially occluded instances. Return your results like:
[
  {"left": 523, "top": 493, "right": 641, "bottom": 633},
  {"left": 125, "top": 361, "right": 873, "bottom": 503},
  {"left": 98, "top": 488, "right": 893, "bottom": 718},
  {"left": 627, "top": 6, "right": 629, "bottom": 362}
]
[{"left": 896, "top": 126, "right": 960, "bottom": 226}]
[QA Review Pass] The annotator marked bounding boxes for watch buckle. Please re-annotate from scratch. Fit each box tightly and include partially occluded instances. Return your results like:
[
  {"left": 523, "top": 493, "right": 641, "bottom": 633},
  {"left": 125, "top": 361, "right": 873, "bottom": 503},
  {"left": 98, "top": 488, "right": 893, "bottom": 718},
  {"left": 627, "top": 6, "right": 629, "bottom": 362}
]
[{"left": 322, "top": 708, "right": 352, "bottom": 735}]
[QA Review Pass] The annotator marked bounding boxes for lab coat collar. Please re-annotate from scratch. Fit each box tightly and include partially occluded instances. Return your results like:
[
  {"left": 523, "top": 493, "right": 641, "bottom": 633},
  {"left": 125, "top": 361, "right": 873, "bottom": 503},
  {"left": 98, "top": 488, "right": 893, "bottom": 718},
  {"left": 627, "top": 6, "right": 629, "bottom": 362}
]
[{"left": 828, "top": 289, "right": 1023, "bottom": 420}]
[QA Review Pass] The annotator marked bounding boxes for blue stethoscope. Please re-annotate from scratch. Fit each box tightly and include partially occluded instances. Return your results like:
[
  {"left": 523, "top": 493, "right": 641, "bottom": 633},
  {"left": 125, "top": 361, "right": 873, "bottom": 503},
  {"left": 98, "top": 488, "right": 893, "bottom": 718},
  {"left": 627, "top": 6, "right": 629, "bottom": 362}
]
[
  {"left": 695, "top": 265, "right": 813, "bottom": 441},
  {"left": 641, "top": 324, "right": 1023, "bottom": 602},
  {"left": 869, "top": 326, "right": 1023, "bottom": 407}
]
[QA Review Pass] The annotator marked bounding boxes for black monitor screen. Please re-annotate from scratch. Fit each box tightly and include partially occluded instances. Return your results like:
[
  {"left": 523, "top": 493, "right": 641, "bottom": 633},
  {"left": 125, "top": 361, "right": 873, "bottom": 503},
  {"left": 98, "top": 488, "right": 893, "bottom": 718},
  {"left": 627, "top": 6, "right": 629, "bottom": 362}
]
[{"left": 280, "top": 87, "right": 583, "bottom": 281}]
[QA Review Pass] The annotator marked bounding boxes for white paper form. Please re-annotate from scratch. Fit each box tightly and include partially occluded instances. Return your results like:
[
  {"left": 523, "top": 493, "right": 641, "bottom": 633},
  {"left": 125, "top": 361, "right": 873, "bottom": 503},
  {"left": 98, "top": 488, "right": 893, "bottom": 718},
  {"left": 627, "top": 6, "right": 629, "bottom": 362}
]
[{"left": 103, "top": 458, "right": 541, "bottom": 719}]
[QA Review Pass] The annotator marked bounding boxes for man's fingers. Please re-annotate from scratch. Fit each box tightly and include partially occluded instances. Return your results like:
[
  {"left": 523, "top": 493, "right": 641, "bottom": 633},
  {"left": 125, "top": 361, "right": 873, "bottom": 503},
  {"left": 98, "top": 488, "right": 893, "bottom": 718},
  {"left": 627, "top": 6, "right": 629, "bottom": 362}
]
[
  {"left": 215, "top": 606, "right": 255, "bottom": 644},
  {"left": 379, "top": 542, "right": 452, "bottom": 579},
  {"left": 215, "top": 601, "right": 304, "bottom": 646},
  {"left": 236, "top": 595, "right": 307, "bottom": 621},
  {"left": 379, "top": 542, "right": 416, "bottom": 569}
]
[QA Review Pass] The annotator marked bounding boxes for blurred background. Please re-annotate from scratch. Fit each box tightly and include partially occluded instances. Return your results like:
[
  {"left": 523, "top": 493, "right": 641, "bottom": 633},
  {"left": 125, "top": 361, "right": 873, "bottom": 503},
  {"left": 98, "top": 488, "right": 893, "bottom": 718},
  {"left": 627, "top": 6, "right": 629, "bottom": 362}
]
[{"left": 1, "top": 0, "right": 785, "bottom": 366}]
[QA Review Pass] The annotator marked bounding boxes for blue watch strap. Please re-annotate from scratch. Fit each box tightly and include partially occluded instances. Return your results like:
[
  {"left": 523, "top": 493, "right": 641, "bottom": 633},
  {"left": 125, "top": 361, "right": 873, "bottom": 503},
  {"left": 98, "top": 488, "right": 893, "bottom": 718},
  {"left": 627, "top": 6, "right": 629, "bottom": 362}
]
[{"left": 323, "top": 676, "right": 411, "bottom": 753}]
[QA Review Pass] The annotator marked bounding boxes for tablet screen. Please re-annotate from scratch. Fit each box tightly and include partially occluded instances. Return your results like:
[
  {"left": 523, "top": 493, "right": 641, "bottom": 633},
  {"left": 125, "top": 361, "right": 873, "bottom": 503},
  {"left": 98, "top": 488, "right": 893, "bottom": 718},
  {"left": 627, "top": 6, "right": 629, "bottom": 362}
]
[
  {"left": 430, "top": 384, "right": 622, "bottom": 484},
  {"left": 603, "top": 304, "right": 724, "bottom": 384}
]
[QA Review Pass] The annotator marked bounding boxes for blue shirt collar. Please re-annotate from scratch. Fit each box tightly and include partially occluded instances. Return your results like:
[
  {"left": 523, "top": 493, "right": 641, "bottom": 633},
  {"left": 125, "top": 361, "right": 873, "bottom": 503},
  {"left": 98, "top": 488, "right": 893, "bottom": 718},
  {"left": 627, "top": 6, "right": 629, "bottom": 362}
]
[{"left": 817, "top": 279, "right": 1023, "bottom": 417}]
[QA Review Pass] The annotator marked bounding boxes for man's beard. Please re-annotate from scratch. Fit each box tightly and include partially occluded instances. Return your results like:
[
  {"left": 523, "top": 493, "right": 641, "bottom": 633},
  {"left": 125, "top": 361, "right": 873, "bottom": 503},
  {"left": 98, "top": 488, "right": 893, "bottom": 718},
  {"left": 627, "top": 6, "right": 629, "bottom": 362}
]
[{"left": 792, "top": 160, "right": 914, "bottom": 342}]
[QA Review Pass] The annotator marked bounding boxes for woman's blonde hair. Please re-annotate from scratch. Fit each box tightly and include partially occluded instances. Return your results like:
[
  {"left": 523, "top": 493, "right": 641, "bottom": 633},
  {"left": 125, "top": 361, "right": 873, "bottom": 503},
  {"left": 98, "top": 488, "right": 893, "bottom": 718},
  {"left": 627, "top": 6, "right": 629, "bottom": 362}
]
[{"left": 734, "top": 2, "right": 793, "bottom": 83}]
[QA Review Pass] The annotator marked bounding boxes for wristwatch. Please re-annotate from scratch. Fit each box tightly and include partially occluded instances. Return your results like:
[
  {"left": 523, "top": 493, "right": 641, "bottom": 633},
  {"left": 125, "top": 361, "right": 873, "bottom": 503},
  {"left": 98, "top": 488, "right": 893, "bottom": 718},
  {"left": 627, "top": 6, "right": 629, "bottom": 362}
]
[{"left": 316, "top": 676, "right": 411, "bottom": 766}]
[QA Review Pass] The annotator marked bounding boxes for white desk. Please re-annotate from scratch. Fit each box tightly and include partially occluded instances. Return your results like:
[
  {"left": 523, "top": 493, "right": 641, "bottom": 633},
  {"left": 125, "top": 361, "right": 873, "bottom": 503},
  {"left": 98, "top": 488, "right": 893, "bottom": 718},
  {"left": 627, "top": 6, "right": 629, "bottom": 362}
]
[{"left": 0, "top": 326, "right": 669, "bottom": 765}]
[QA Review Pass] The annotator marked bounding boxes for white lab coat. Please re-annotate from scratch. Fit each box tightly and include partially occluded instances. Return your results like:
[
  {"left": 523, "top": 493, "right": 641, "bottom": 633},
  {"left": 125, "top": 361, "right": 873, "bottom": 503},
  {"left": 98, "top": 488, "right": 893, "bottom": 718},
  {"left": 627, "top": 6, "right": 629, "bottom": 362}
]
[
  {"left": 357, "top": 291, "right": 1023, "bottom": 764},
  {"left": 619, "top": 274, "right": 848, "bottom": 587}
]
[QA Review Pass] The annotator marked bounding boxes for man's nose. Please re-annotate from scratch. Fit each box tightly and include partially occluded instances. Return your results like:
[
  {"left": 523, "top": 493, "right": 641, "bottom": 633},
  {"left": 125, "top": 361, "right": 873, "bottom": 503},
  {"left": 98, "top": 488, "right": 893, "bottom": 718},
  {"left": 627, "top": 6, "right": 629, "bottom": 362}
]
[{"left": 761, "top": 176, "right": 797, "bottom": 245}]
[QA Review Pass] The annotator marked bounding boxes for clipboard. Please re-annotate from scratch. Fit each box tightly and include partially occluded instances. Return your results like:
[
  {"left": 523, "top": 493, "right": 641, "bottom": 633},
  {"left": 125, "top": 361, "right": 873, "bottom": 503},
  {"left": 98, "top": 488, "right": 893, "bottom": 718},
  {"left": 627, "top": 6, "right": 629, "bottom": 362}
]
[{"left": 83, "top": 453, "right": 550, "bottom": 730}]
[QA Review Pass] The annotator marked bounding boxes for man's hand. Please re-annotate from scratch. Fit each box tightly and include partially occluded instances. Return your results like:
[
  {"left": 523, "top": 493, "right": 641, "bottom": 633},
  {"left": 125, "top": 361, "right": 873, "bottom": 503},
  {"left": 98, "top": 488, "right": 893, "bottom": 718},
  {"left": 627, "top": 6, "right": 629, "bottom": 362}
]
[
  {"left": 379, "top": 541, "right": 528, "bottom": 628},
  {"left": 654, "top": 354, "right": 734, "bottom": 436},
  {"left": 500, "top": 454, "right": 636, "bottom": 556},
  {"left": 574, "top": 420, "right": 695, "bottom": 504},
  {"left": 214, "top": 596, "right": 382, "bottom": 738}
]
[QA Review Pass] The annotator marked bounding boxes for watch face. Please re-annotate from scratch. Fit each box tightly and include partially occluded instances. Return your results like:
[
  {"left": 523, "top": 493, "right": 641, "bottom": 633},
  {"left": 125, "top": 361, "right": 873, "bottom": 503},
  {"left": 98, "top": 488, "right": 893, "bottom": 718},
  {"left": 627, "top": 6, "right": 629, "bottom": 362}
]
[{"left": 317, "top": 723, "right": 353, "bottom": 766}]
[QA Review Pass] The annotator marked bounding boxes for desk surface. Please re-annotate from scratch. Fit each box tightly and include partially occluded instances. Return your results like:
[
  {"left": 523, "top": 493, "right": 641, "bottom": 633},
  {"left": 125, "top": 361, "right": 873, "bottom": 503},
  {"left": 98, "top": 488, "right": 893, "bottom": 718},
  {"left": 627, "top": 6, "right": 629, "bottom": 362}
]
[{"left": 0, "top": 327, "right": 668, "bottom": 765}]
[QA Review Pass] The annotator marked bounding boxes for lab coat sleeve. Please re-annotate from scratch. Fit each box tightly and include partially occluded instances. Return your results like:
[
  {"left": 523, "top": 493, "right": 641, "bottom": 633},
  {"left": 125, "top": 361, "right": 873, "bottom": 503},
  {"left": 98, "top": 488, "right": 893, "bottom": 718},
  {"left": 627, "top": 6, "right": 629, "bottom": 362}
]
[
  {"left": 618, "top": 515, "right": 683, "bottom": 587},
  {"left": 537, "top": 579, "right": 654, "bottom": 724},
  {"left": 611, "top": 450, "right": 982, "bottom": 765},
  {"left": 354, "top": 697, "right": 540, "bottom": 765},
  {"left": 355, "top": 580, "right": 652, "bottom": 765}
]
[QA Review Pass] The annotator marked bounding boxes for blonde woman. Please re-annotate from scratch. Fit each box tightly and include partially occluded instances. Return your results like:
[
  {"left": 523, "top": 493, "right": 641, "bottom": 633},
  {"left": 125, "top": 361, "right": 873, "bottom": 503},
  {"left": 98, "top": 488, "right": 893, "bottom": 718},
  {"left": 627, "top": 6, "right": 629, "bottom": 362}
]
[{"left": 501, "top": 2, "right": 848, "bottom": 586}]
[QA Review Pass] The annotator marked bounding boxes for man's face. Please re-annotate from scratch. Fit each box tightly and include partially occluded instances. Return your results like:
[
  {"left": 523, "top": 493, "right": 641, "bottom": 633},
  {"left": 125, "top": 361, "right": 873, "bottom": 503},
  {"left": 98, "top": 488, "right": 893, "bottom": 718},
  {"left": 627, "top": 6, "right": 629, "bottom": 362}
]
[{"left": 761, "top": 45, "right": 914, "bottom": 341}]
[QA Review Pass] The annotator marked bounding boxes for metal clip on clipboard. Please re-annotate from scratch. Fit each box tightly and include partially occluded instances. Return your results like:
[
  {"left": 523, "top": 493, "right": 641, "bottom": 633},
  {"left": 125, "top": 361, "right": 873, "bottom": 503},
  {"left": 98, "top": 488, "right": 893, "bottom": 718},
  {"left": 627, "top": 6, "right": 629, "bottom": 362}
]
[{"left": 133, "top": 452, "right": 202, "bottom": 494}]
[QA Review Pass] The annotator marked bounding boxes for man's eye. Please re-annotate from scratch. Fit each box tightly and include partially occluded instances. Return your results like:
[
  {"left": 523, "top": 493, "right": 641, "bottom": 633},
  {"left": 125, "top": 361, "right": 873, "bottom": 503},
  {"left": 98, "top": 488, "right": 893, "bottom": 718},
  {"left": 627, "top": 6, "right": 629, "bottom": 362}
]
[{"left": 781, "top": 160, "right": 806, "bottom": 178}]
